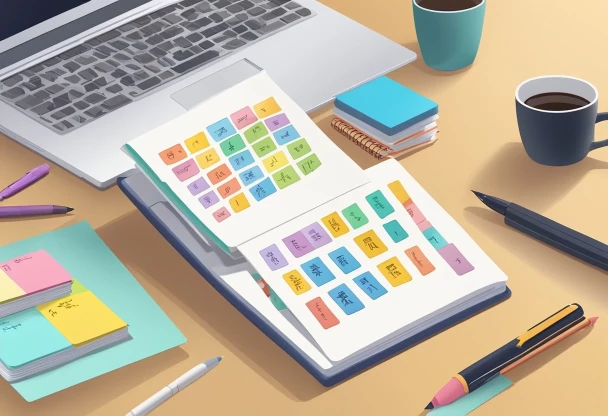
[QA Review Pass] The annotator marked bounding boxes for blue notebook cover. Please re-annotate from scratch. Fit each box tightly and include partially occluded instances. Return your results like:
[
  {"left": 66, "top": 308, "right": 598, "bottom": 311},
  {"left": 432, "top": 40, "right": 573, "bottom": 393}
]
[
  {"left": 118, "top": 176, "right": 510, "bottom": 387},
  {"left": 335, "top": 76, "right": 438, "bottom": 136}
]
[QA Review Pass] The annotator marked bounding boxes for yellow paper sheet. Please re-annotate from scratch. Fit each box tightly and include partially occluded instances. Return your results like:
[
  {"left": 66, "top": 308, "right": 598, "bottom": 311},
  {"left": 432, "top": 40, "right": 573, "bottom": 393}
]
[{"left": 0, "top": 270, "right": 25, "bottom": 304}]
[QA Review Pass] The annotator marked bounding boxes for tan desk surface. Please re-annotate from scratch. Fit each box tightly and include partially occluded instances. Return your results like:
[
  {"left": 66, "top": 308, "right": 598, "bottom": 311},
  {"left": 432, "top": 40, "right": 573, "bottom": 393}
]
[{"left": 2, "top": 1, "right": 608, "bottom": 414}]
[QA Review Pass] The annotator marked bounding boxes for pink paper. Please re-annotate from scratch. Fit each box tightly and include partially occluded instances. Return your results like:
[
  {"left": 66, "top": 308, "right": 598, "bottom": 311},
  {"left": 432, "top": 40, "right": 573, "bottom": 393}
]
[{"left": 1, "top": 250, "right": 72, "bottom": 294}]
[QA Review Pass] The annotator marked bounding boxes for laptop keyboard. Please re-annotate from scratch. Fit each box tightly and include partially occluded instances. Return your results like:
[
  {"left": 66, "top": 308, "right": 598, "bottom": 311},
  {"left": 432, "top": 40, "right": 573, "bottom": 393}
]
[{"left": 0, "top": 0, "right": 313, "bottom": 134}]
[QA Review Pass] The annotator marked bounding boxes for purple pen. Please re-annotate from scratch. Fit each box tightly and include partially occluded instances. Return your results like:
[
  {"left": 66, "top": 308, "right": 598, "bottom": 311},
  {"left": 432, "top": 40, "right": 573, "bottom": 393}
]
[
  {"left": 0, "top": 164, "right": 50, "bottom": 201},
  {"left": 0, "top": 205, "right": 73, "bottom": 218}
]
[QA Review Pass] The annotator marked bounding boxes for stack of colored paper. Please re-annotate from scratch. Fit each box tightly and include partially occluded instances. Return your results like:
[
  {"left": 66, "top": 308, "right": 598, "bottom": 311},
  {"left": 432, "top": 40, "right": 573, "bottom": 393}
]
[
  {"left": 0, "top": 278, "right": 130, "bottom": 382},
  {"left": 0, "top": 250, "right": 73, "bottom": 318},
  {"left": 332, "top": 76, "right": 439, "bottom": 158}
]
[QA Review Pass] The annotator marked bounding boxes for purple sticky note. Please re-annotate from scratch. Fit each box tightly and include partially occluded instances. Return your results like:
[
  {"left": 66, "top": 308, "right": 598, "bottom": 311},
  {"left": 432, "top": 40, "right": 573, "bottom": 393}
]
[
  {"left": 260, "top": 244, "right": 289, "bottom": 271},
  {"left": 301, "top": 222, "right": 332, "bottom": 249},
  {"left": 282, "top": 231, "right": 314, "bottom": 258},
  {"left": 188, "top": 177, "right": 210, "bottom": 196},
  {"left": 438, "top": 244, "right": 474, "bottom": 276},
  {"left": 198, "top": 190, "right": 219, "bottom": 209},
  {"left": 264, "top": 113, "right": 290, "bottom": 132}
]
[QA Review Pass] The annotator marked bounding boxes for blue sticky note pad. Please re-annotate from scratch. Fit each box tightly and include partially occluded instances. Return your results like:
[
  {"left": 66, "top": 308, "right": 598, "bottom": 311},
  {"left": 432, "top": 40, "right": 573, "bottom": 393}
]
[
  {"left": 239, "top": 166, "right": 264, "bottom": 186},
  {"left": 273, "top": 125, "right": 300, "bottom": 145},
  {"left": 301, "top": 257, "right": 335, "bottom": 287},
  {"left": 228, "top": 149, "right": 255, "bottom": 171},
  {"left": 353, "top": 272, "right": 387, "bottom": 300},
  {"left": 249, "top": 177, "right": 277, "bottom": 201},
  {"left": 0, "top": 222, "right": 186, "bottom": 402},
  {"left": 328, "top": 284, "right": 365, "bottom": 315},
  {"left": 334, "top": 76, "right": 439, "bottom": 136},
  {"left": 365, "top": 190, "right": 394, "bottom": 219},
  {"left": 206, "top": 117, "right": 237, "bottom": 142},
  {"left": 429, "top": 375, "right": 513, "bottom": 416},
  {"left": 328, "top": 247, "right": 361, "bottom": 274},
  {"left": 423, "top": 227, "right": 448, "bottom": 250},
  {"left": 383, "top": 220, "right": 409, "bottom": 243}
]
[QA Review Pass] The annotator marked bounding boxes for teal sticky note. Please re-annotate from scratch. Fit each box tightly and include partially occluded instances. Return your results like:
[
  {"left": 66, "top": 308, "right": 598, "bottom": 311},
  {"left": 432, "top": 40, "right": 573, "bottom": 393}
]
[
  {"left": 429, "top": 375, "right": 513, "bottom": 416},
  {"left": 0, "top": 222, "right": 186, "bottom": 402},
  {"left": 365, "top": 190, "right": 395, "bottom": 219},
  {"left": 383, "top": 220, "right": 409, "bottom": 243},
  {"left": 423, "top": 226, "right": 448, "bottom": 250}
]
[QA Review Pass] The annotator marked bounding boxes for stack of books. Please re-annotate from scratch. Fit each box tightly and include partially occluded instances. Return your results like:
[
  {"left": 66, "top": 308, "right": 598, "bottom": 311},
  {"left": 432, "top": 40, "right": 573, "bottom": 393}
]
[{"left": 331, "top": 76, "right": 439, "bottom": 159}]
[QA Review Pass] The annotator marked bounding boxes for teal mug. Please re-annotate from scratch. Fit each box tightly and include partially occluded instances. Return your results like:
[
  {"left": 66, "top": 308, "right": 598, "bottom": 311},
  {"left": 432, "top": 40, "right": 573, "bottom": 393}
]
[{"left": 413, "top": 0, "right": 486, "bottom": 71}]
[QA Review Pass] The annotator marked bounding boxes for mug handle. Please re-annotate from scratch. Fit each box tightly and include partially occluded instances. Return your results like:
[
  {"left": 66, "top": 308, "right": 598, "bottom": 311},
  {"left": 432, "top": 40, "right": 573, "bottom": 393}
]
[{"left": 591, "top": 112, "right": 608, "bottom": 151}]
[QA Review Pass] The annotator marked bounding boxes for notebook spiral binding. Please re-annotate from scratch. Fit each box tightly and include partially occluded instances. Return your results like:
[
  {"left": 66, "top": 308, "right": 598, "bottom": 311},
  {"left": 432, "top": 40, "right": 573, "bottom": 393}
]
[{"left": 331, "top": 118, "right": 388, "bottom": 159}]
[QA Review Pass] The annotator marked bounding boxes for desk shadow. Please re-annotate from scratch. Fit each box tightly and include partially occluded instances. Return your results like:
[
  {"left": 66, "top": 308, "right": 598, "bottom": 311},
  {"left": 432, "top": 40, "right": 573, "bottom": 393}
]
[
  {"left": 0, "top": 213, "right": 77, "bottom": 224},
  {"left": 472, "top": 142, "right": 608, "bottom": 212},
  {"left": 400, "top": 42, "right": 474, "bottom": 77},
  {"left": 96, "top": 212, "right": 327, "bottom": 402},
  {"left": 0, "top": 347, "right": 188, "bottom": 416}
]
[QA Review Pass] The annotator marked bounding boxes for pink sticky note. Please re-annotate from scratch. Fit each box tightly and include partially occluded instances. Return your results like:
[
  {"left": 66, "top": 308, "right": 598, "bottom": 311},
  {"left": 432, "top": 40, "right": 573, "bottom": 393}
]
[
  {"left": 213, "top": 207, "right": 231, "bottom": 223},
  {"left": 417, "top": 220, "right": 432, "bottom": 232},
  {"left": 172, "top": 159, "right": 200, "bottom": 182},
  {"left": 0, "top": 250, "right": 72, "bottom": 295},
  {"left": 404, "top": 202, "right": 426, "bottom": 225},
  {"left": 230, "top": 107, "right": 257, "bottom": 130}
]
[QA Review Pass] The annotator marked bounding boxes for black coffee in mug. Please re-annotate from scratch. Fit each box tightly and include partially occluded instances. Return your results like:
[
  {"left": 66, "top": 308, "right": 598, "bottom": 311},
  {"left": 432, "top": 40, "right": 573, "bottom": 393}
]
[
  {"left": 417, "top": 0, "right": 481, "bottom": 12},
  {"left": 525, "top": 92, "right": 591, "bottom": 112}
]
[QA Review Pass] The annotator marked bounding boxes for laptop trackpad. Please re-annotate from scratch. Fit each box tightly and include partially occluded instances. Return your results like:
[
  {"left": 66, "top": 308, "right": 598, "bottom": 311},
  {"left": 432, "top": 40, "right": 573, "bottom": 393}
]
[{"left": 170, "top": 59, "right": 263, "bottom": 110}]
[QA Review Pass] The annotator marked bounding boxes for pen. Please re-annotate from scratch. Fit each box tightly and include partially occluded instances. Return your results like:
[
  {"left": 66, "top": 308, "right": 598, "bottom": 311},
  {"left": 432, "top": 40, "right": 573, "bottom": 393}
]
[
  {"left": 0, "top": 205, "right": 74, "bottom": 218},
  {"left": 426, "top": 304, "right": 585, "bottom": 409},
  {"left": 0, "top": 164, "right": 50, "bottom": 201},
  {"left": 126, "top": 357, "right": 223, "bottom": 416},
  {"left": 472, "top": 191, "right": 608, "bottom": 271}
]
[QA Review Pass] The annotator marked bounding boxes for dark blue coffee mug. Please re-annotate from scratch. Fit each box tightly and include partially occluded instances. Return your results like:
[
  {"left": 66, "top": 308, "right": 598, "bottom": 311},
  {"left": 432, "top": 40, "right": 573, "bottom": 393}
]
[{"left": 516, "top": 76, "right": 608, "bottom": 166}]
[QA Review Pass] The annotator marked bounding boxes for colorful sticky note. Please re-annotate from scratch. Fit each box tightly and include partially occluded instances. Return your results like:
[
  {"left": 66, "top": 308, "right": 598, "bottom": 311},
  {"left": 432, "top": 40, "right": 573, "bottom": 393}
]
[
  {"left": 212, "top": 207, "right": 231, "bottom": 223},
  {"left": 282, "top": 270, "right": 311, "bottom": 295},
  {"left": 273, "top": 124, "right": 300, "bottom": 145},
  {"left": 365, "top": 190, "right": 395, "bottom": 219},
  {"left": 187, "top": 177, "right": 210, "bottom": 196},
  {"left": 244, "top": 122, "right": 269, "bottom": 144},
  {"left": 321, "top": 212, "right": 350, "bottom": 238},
  {"left": 301, "top": 222, "right": 332, "bottom": 249},
  {"left": 377, "top": 256, "right": 412, "bottom": 287},
  {"left": 272, "top": 165, "right": 300, "bottom": 189},
  {"left": 264, "top": 113, "right": 290, "bottom": 131},
  {"left": 159, "top": 143, "right": 187, "bottom": 165},
  {"left": 262, "top": 151, "right": 289, "bottom": 173},
  {"left": 196, "top": 148, "right": 220, "bottom": 169},
  {"left": 301, "top": 257, "right": 335, "bottom": 287},
  {"left": 328, "top": 247, "right": 361, "bottom": 274},
  {"left": 217, "top": 177, "right": 241, "bottom": 199},
  {"left": 184, "top": 132, "right": 209, "bottom": 153},
  {"left": 0, "top": 270, "right": 25, "bottom": 303},
  {"left": 418, "top": 220, "right": 432, "bottom": 232},
  {"left": 353, "top": 230, "right": 388, "bottom": 259},
  {"left": 252, "top": 136, "right": 277, "bottom": 157},
  {"left": 328, "top": 284, "right": 365, "bottom": 315},
  {"left": 239, "top": 166, "right": 264, "bottom": 186},
  {"left": 297, "top": 153, "right": 322, "bottom": 176},
  {"left": 219, "top": 134, "right": 245, "bottom": 157},
  {"left": 282, "top": 231, "right": 314, "bottom": 258},
  {"left": 423, "top": 227, "right": 448, "bottom": 250},
  {"left": 171, "top": 159, "right": 199, "bottom": 182},
  {"left": 207, "top": 117, "right": 236, "bottom": 142},
  {"left": 207, "top": 163, "right": 232, "bottom": 185},
  {"left": 254, "top": 97, "right": 281, "bottom": 118},
  {"left": 199, "top": 190, "right": 219, "bottom": 209},
  {"left": 259, "top": 244, "right": 289, "bottom": 271},
  {"left": 387, "top": 180, "right": 409, "bottom": 204},
  {"left": 404, "top": 202, "right": 426, "bottom": 225},
  {"left": 353, "top": 272, "right": 387, "bottom": 300},
  {"left": 230, "top": 106, "right": 257, "bottom": 130},
  {"left": 1, "top": 250, "right": 72, "bottom": 295},
  {"left": 306, "top": 297, "right": 339, "bottom": 329},
  {"left": 229, "top": 193, "right": 250, "bottom": 213},
  {"left": 383, "top": 220, "right": 409, "bottom": 243},
  {"left": 287, "top": 138, "right": 311, "bottom": 160},
  {"left": 342, "top": 203, "right": 369, "bottom": 229},
  {"left": 38, "top": 291, "right": 127, "bottom": 347},
  {"left": 250, "top": 177, "right": 277, "bottom": 202},
  {"left": 438, "top": 244, "right": 474, "bottom": 275},
  {"left": 228, "top": 149, "right": 255, "bottom": 171},
  {"left": 405, "top": 246, "right": 435, "bottom": 276}
]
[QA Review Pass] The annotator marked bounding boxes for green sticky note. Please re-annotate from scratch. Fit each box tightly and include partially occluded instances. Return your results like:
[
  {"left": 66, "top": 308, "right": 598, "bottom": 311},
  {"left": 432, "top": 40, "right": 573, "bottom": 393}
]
[
  {"left": 383, "top": 220, "right": 409, "bottom": 243},
  {"left": 429, "top": 375, "right": 513, "bottom": 416},
  {"left": 244, "top": 122, "right": 269, "bottom": 143},
  {"left": 70, "top": 278, "right": 88, "bottom": 295},
  {"left": 287, "top": 138, "right": 311, "bottom": 160},
  {"left": 341, "top": 203, "right": 369, "bottom": 229},
  {"left": 252, "top": 136, "right": 277, "bottom": 157},
  {"left": 423, "top": 226, "right": 448, "bottom": 250},
  {"left": 219, "top": 134, "right": 245, "bottom": 156},
  {"left": 297, "top": 153, "right": 322, "bottom": 176},
  {"left": 272, "top": 165, "right": 300, "bottom": 189},
  {"left": 365, "top": 190, "right": 394, "bottom": 219}
]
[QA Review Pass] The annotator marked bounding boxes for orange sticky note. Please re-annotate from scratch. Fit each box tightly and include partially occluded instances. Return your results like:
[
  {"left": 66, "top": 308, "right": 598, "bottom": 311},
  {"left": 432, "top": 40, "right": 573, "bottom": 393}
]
[
  {"left": 218, "top": 177, "right": 241, "bottom": 199},
  {"left": 207, "top": 163, "right": 232, "bottom": 185},
  {"left": 306, "top": 297, "right": 340, "bottom": 329},
  {"left": 159, "top": 144, "right": 187, "bottom": 165},
  {"left": 405, "top": 246, "right": 435, "bottom": 276}
]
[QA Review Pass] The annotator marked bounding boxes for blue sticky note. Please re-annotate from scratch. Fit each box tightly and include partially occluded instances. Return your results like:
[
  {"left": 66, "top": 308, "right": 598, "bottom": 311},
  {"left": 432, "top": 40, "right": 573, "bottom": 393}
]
[
  {"left": 206, "top": 117, "right": 237, "bottom": 142},
  {"left": 429, "top": 375, "right": 513, "bottom": 416},
  {"left": 423, "top": 226, "right": 448, "bottom": 250},
  {"left": 383, "top": 220, "right": 409, "bottom": 243},
  {"left": 328, "top": 247, "right": 361, "bottom": 274},
  {"left": 249, "top": 177, "right": 277, "bottom": 202},
  {"left": 273, "top": 124, "right": 300, "bottom": 145},
  {"left": 301, "top": 257, "right": 335, "bottom": 287},
  {"left": 334, "top": 76, "right": 439, "bottom": 136},
  {"left": 0, "top": 222, "right": 186, "bottom": 402},
  {"left": 328, "top": 284, "right": 365, "bottom": 315},
  {"left": 228, "top": 149, "right": 255, "bottom": 171},
  {"left": 352, "top": 272, "right": 387, "bottom": 300},
  {"left": 365, "top": 190, "right": 394, "bottom": 219},
  {"left": 239, "top": 166, "right": 264, "bottom": 186}
]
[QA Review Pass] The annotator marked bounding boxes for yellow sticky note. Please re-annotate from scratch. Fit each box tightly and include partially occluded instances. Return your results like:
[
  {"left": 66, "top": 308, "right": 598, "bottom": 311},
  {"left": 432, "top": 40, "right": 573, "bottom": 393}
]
[
  {"left": 229, "top": 193, "right": 250, "bottom": 213},
  {"left": 253, "top": 97, "right": 281, "bottom": 118},
  {"left": 184, "top": 132, "right": 210, "bottom": 154},
  {"left": 354, "top": 230, "right": 388, "bottom": 258},
  {"left": 377, "top": 257, "right": 412, "bottom": 287},
  {"left": 262, "top": 151, "right": 288, "bottom": 173},
  {"left": 0, "top": 270, "right": 25, "bottom": 303},
  {"left": 282, "top": 270, "right": 311, "bottom": 295},
  {"left": 321, "top": 212, "right": 350, "bottom": 238},
  {"left": 196, "top": 148, "right": 220, "bottom": 169},
  {"left": 388, "top": 180, "right": 410, "bottom": 204},
  {"left": 38, "top": 291, "right": 127, "bottom": 347}
]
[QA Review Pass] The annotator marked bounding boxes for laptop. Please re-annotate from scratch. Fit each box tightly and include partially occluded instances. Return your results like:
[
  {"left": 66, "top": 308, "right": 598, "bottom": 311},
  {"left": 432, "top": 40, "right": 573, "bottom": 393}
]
[{"left": 0, "top": 0, "right": 416, "bottom": 189}]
